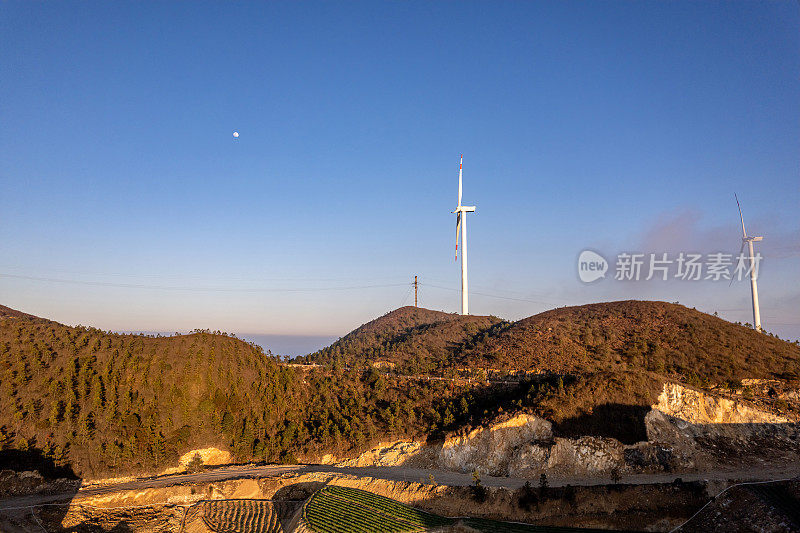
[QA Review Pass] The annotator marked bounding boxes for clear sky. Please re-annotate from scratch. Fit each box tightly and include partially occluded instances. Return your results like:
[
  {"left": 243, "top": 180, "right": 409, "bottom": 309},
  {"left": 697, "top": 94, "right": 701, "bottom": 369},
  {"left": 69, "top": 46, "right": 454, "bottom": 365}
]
[{"left": 2, "top": 1, "right": 798, "bottom": 354}]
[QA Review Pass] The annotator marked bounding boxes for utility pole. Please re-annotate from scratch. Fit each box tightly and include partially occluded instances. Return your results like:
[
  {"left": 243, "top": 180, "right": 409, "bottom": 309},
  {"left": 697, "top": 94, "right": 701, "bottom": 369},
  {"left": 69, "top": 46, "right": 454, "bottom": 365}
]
[{"left": 414, "top": 276, "right": 418, "bottom": 307}]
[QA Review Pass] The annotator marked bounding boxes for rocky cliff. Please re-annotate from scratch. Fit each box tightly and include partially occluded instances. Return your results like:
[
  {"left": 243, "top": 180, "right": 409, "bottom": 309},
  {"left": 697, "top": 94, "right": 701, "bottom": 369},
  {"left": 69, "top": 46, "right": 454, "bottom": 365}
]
[{"left": 334, "top": 382, "right": 799, "bottom": 478}]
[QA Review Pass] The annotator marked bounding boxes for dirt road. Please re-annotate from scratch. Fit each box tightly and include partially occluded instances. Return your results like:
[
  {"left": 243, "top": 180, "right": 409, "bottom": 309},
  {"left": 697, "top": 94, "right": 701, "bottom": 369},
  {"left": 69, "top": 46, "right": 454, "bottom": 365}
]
[{"left": 2, "top": 462, "right": 800, "bottom": 511}]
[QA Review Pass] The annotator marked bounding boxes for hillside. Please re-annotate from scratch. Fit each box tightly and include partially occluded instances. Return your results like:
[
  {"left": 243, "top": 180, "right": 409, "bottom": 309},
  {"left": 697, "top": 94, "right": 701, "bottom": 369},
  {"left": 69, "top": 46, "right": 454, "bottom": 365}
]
[
  {"left": 0, "top": 306, "right": 472, "bottom": 478},
  {"left": 0, "top": 304, "right": 43, "bottom": 321},
  {"left": 304, "top": 306, "right": 503, "bottom": 373},
  {"left": 0, "top": 309, "right": 284, "bottom": 476},
  {"left": 2, "top": 301, "right": 799, "bottom": 480},
  {"left": 454, "top": 300, "right": 800, "bottom": 384},
  {"left": 307, "top": 301, "right": 800, "bottom": 386}
]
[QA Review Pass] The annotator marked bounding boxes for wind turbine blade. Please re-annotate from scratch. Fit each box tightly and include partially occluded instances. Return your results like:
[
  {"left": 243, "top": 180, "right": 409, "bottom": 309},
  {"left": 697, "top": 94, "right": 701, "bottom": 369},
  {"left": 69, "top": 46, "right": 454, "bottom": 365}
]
[
  {"left": 729, "top": 240, "right": 746, "bottom": 287},
  {"left": 458, "top": 154, "right": 463, "bottom": 208},
  {"left": 455, "top": 212, "right": 461, "bottom": 260},
  {"left": 735, "top": 193, "right": 747, "bottom": 238}
]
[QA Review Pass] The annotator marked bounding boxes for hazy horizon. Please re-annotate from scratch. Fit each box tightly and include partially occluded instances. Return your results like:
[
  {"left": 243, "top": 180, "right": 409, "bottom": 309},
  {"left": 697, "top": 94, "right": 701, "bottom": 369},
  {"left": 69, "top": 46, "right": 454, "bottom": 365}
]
[{"left": 110, "top": 331, "right": 340, "bottom": 358}]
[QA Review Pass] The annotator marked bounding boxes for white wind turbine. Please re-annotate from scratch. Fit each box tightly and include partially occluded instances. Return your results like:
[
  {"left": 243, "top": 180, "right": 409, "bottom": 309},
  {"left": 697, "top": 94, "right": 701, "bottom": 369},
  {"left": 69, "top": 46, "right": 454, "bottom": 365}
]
[
  {"left": 453, "top": 154, "right": 476, "bottom": 315},
  {"left": 735, "top": 193, "right": 763, "bottom": 332}
]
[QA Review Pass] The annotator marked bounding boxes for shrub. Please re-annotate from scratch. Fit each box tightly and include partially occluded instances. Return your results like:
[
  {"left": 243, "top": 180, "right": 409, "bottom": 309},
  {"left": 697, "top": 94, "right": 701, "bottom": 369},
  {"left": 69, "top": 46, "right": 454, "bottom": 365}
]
[
  {"left": 516, "top": 481, "right": 538, "bottom": 511},
  {"left": 538, "top": 473, "right": 549, "bottom": 498},
  {"left": 471, "top": 470, "right": 487, "bottom": 503},
  {"left": 187, "top": 453, "right": 203, "bottom": 473}
]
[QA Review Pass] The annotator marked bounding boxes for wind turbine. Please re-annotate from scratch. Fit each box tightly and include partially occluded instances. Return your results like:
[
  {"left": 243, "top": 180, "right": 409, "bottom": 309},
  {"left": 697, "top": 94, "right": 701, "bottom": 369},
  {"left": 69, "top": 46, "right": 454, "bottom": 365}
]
[
  {"left": 453, "top": 154, "right": 476, "bottom": 315},
  {"left": 735, "top": 193, "right": 763, "bottom": 332}
]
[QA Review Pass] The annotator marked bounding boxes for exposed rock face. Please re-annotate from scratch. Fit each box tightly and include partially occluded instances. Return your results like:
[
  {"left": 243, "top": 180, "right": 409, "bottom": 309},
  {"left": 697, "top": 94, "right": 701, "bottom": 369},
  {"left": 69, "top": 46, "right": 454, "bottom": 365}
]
[
  {"left": 0, "top": 470, "right": 80, "bottom": 498},
  {"left": 161, "top": 447, "right": 233, "bottom": 475},
  {"left": 623, "top": 442, "right": 681, "bottom": 472},
  {"left": 179, "top": 447, "right": 232, "bottom": 467},
  {"left": 645, "top": 383, "right": 799, "bottom": 468},
  {"left": 434, "top": 412, "right": 679, "bottom": 477},
  {"left": 326, "top": 382, "right": 798, "bottom": 479},
  {"left": 784, "top": 390, "right": 800, "bottom": 402},
  {"left": 439, "top": 414, "right": 553, "bottom": 476},
  {"left": 335, "top": 441, "right": 424, "bottom": 467},
  {"left": 60, "top": 505, "right": 185, "bottom": 532},
  {"left": 652, "top": 383, "right": 789, "bottom": 425},
  {"left": 509, "top": 436, "right": 625, "bottom": 478}
]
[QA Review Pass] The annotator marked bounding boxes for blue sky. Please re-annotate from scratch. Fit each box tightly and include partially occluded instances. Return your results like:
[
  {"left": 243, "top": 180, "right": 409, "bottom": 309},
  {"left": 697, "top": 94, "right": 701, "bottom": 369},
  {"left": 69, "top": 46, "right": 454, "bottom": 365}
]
[{"left": 2, "top": 1, "right": 798, "bottom": 354}]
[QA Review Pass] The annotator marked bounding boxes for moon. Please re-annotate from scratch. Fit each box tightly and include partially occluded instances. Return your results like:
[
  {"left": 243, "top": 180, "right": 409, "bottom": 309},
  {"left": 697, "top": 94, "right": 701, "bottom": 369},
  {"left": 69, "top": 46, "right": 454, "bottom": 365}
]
[{"left": 233, "top": 131, "right": 239, "bottom": 138}]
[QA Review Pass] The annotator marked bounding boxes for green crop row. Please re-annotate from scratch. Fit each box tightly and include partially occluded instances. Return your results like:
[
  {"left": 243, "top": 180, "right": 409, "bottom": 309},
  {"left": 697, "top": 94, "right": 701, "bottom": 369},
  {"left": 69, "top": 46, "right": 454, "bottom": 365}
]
[
  {"left": 308, "top": 498, "right": 413, "bottom": 532},
  {"left": 324, "top": 486, "right": 452, "bottom": 528},
  {"left": 306, "top": 505, "right": 408, "bottom": 532},
  {"left": 305, "top": 488, "right": 423, "bottom": 533},
  {"left": 305, "top": 487, "right": 623, "bottom": 533}
]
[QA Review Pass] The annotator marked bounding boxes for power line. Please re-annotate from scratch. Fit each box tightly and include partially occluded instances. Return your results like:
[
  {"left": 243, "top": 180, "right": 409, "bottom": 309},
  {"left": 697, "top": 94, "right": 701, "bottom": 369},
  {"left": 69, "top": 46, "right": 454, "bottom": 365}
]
[
  {"left": 422, "top": 282, "right": 558, "bottom": 306},
  {"left": 0, "top": 270, "right": 561, "bottom": 306},
  {"left": 0, "top": 265, "right": 409, "bottom": 284},
  {"left": 0, "top": 273, "right": 411, "bottom": 293},
  {"left": 0, "top": 270, "right": 554, "bottom": 305},
  {"left": 399, "top": 284, "right": 414, "bottom": 307},
  {"left": 422, "top": 276, "right": 557, "bottom": 299}
]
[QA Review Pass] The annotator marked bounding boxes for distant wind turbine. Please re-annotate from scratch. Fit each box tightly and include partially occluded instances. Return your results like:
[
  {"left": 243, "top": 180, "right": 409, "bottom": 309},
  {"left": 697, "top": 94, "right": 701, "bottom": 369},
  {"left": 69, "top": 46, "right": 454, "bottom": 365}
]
[
  {"left": 453, "top": 155, "right": 476, "bottom": 315},
  {"left": 735, "top": 193, "right": 763, "bottom": 332}
]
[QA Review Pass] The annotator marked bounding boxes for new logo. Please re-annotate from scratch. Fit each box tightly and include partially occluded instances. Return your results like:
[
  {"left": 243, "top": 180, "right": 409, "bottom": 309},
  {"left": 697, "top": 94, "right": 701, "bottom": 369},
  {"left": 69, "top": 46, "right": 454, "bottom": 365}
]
[{"left": 578, "top": 250, "right": 608, "bottom": 283}]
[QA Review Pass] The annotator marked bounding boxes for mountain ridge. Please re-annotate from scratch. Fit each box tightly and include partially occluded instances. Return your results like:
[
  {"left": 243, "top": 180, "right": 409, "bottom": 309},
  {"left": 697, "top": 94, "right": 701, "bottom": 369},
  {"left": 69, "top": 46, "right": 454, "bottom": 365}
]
[
  {"left": 457, "top": 300, "right": 800, "bottom": 382},
  {"left": 2, "top": 300, "right": 798, "bottom": 479},
  {"left": 304, "top": 306, "right": 504, "bottom": 372},
  {"left": 307, "top": 300, "right": 800, "bottom": 384}
]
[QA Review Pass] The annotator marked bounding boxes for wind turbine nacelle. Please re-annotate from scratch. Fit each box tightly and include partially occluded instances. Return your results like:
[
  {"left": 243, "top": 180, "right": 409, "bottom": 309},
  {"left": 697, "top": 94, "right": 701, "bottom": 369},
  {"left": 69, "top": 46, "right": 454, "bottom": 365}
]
[
  {"left": 455, "top": 206, "right": 476, "bottom": 212},
  {"left": 752, "top": 236, "right": 763, "bottom": 241}
]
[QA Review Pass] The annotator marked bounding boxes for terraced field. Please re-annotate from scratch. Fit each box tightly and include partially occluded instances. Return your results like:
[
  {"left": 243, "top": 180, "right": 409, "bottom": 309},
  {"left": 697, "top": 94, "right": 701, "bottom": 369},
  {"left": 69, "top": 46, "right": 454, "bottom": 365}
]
[
  {"left": 177, "top": 486, "right": 626, "bottom": 533},
  {"left": 182, "top": 499, "right": 301, "bottom": 533},
  {"left": 302, "top": 486, "right": 448, "bottom": 532},
  {"left": 301, "top": 485, "right": 618, "bottom": 533}
]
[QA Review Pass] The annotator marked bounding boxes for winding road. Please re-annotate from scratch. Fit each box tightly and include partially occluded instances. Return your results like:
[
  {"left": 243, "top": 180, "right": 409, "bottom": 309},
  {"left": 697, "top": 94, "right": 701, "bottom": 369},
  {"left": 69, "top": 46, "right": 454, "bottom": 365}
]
[{"left": 2, "top": 462, "right": 800, "bottom": 511}]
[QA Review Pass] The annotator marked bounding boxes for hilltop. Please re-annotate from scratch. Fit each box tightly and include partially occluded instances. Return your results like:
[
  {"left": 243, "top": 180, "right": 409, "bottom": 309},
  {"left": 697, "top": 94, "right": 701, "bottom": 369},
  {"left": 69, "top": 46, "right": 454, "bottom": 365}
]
[
  {"left": 309, "top": 301, "right": 800, "bottom": 385},
  {"left": 455, "top": 300, "right": 800, "bottom": 383},
  {"left": 304, "top": 306, "right": 503, "bottom": 373}
]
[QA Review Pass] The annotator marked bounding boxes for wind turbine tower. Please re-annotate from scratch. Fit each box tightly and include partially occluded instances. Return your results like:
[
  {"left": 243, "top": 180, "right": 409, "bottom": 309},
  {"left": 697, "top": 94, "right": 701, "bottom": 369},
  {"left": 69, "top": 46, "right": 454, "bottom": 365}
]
[
  {"left": 453, "top": 155, "right": 476, "bottom": 315},
  {"left": 735, "top": 194, "right": 763, "bottom": 332}
]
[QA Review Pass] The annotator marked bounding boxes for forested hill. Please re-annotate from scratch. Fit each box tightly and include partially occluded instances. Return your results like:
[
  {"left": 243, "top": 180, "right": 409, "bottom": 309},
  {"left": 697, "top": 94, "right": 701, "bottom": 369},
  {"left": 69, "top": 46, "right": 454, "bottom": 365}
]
[
  {"left": 0, "top": 308, "right": 286, "bottom": 476},
  {"left": 456, "top": 300, "right": 800, "bottom": 383},
  {"left": 0, "top": 305, "right": 475, "bottom": 478},
  {"left": 307, "top": 301, "right": 799, "bottom": 385},
  {"left": 302, "top": 306, "right": 503, "bottom": 372},
  {"left": 0, "top": 304, "right": 44, "bottom": 321},
  {"left": 3, "top": 301, "right": 798, "bottom": 479}
]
